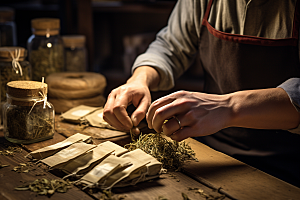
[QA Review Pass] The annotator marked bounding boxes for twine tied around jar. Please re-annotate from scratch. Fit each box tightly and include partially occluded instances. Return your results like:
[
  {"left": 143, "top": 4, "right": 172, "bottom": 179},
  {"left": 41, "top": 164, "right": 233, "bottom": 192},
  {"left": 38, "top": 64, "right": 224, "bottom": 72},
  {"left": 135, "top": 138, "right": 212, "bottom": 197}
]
[
  {"left": 8, "top": 48, "right": 23, "bottom": 76},
  {"left": 7, "top": 78, "right": 52, "bottom": 115},
  {"left": 28, "top": 77, "right": 51, "bottom": 114}
]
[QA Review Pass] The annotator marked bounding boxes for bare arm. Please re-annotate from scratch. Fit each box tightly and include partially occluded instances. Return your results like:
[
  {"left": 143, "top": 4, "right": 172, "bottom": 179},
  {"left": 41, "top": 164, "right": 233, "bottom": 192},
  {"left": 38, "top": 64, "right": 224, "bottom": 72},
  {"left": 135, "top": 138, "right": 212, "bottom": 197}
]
[
  {"left": 146, "top": 88, "right": 300, "bottom": 141},
  {"left": 229, "top": 88, "right": 300, "bottom": 130}
]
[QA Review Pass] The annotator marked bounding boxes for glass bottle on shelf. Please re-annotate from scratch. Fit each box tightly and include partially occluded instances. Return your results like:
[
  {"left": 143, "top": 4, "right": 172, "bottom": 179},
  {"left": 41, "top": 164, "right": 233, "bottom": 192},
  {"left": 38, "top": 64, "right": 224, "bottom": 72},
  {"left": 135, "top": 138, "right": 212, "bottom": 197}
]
[
  {"left": 27, "top": 18, "right": 64, "bottom": 81},
  {"left": 62, "top": 35, "right": 88, "bottom": 72},
  {"left": 3, "top": 80, "right": 55, "bottom": 144},
  {"left": 0, "top": 7, "right": 17, "bottom": 47}
]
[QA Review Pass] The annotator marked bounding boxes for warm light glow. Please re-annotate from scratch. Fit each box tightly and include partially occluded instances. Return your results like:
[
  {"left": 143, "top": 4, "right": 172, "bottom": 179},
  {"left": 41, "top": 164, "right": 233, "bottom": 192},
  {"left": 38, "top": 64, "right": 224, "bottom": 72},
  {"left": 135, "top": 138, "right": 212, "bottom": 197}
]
[{"left": 47, "top": 43, "right": 52, "bottom": 48}]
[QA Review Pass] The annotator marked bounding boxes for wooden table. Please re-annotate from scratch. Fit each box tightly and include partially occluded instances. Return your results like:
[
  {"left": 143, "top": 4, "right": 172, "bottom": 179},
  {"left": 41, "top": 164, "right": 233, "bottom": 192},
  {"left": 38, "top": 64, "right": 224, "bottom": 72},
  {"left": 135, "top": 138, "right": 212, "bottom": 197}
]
[{"left": 0, "top": 116, "right": 299, "bottom": 200}]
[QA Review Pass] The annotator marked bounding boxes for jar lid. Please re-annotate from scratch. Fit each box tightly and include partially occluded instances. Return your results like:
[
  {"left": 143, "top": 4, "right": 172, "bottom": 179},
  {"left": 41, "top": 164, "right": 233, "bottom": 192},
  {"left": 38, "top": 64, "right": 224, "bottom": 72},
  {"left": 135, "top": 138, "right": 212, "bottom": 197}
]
[
  {"left": 0, "top": 7, "right": 14, "bottom": 23},
  {"left": 7, "top": 81, "right": 48, "bottom": 98},
  {"left": 31, "top": 18, "right": 60, "bottom": 30},
  {"left": 62, "top": 35, "right": 86, "bottom": 48},
  {"left": 0, "top": 46, "right": 26, "bottom": 61}
]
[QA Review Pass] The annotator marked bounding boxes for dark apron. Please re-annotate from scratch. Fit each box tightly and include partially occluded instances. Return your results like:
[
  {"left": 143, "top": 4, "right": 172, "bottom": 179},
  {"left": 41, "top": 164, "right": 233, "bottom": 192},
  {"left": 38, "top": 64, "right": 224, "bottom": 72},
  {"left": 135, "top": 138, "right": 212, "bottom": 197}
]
[{"left": 196, "top": 0, "right": 300, "bottom": 187}]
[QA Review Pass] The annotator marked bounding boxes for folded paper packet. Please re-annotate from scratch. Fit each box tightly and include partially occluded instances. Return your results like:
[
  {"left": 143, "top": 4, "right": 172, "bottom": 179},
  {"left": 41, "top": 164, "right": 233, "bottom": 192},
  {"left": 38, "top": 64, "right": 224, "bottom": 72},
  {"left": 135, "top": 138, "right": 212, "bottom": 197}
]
[
  {"left": 102, "top": 141, "right": 128, "bottom": 156},
  {"left": 76, "top": 154, "right": 132, "bottom": 189},
  {"left": 85, "top": 108, "right": 116, "bottom": 129},
  {"left": 26, "top": 133, "right": 92, "bottom": 160},
  {"left": 99, "top": 149, "right": 153, "bottom": 190},
  {"left": 114, "top": 149, "right": 162, "bottom": 187},
  {"left": 40, "top": 142, "right": 96, "bottom": 169},
  {"left": 61, "top": 141, "right": 127, "bottom": 178},
  {"left": 60, "top": 105, "right": 101, "bottom": 123}
]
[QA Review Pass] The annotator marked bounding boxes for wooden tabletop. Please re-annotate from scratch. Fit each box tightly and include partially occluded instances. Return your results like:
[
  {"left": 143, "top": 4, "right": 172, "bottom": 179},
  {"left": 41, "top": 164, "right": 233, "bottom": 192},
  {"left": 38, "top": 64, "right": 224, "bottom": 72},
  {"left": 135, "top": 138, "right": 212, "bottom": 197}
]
[{"left": 0, "top": 115, "right": 299, "bottom": 200}]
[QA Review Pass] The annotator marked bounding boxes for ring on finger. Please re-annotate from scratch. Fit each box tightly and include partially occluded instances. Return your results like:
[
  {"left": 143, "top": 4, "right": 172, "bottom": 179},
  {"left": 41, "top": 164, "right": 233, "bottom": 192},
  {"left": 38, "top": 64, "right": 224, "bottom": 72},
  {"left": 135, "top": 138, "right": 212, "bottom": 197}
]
[{"left": 173, "top": 116, "right": 182, "bottom": 130}]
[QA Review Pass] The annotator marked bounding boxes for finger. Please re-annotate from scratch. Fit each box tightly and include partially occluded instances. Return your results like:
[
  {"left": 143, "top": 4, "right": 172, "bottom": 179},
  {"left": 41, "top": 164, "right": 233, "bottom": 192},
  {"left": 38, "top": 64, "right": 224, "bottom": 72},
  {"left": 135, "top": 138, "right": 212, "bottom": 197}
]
[
  {"left": 131, "top": 96, "right": 151, "bottom": 127},
  {"left": 146, "top": 96, "right": 175, "bottom": 129},
  {"left": 170, "top": 126, "right": 193, "bottom": 142},
  {"left": 113, "top": 93, "right": 133, "bottom": 130},
  {"left": 104, "top": 91, "right": 132, "bottom": 131},
  {"left": 162, "top": 115, "right": 183, "bottom": 137},
  {"left": 103, "top": 93, "right": 128, "bottom": 131},
  {"left": 130, "top": 127, "right": 140, "bottom": 136},
  {"left": 152, "top": 102, "right": 187, "bottom": 133}
]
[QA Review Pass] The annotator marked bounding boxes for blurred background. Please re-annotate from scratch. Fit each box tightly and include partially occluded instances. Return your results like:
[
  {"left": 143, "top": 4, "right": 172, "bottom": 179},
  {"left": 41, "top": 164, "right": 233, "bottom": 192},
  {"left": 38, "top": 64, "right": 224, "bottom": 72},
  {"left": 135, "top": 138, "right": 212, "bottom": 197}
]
[{"left": 0, "top": 0, "right": 203, "bottom": 100}]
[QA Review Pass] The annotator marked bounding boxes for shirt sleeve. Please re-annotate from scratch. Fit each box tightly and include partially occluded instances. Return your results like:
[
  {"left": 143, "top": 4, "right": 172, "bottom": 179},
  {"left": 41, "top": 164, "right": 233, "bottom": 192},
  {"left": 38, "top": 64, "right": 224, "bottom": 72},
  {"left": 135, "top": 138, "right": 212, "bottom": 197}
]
[
  {"left": 277, "top": 78, "right": 300, "bottom": 134},
  {"left": 132, "top": 0, "right": 206, "bottom": 91}
]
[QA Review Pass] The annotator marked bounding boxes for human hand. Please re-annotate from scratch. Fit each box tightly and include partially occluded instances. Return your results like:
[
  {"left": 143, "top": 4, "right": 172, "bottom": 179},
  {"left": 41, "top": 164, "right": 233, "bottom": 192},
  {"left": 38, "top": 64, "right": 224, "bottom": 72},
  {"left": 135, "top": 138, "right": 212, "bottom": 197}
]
[
  {"left": 146, "top": 90, "right": 232, "bottom": 141},
  {"left": 103, "top": 80, "right": 151, "bottom": 135}
]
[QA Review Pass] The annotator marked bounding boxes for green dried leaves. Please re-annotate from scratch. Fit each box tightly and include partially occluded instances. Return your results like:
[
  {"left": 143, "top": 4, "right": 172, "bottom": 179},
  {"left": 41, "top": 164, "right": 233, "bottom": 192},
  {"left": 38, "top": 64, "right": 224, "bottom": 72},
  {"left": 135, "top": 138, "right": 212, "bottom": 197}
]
[
  {"left": 0, "top": 146, "right": 22, "bottom": 156},
  {"left": 125, "top": 133, "right": 197, "bottom": 171},
  {"left": 15, "top": 178, "right": 72, "bottom": 195}
]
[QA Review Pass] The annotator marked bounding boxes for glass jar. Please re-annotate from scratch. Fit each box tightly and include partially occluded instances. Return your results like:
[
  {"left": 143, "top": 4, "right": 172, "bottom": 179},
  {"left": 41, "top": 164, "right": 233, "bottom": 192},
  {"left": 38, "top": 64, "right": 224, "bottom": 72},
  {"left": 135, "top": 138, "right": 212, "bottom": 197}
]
[
  {"left": 3, "top": 80, "right": 55, "bottom": 144},
  {"left": 27, "top": 18, "right": 64, "bottom": 81},
  {"left": 0, "top": 7, "right": 17, "bottom": 47},
  {"left": 0, "top": 47, "right": 32, "bottom": 126},
  {"left": 62, "top": 35, "right": 88, "bottom": 72}
]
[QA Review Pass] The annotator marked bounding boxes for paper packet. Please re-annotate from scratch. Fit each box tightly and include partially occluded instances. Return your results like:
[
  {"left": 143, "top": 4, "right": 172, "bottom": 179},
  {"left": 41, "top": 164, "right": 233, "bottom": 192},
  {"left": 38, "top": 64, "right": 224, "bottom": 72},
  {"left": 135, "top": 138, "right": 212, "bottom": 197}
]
[
  {"left": 60, "top": 105, "right": 101, "bottom": 123},
  {"left": 26, "top": 133, "right": 92, "bottom": 160},
  {"left": 76, "top": 155, "right": 132, "bottom": 189},
  {"left": 40, "top": 142, "right": 96, "bottom": 169},
  {"left": 99, "top": 149, "right": 151, "bottom": 190},
  {"left": 61, "top": 142, "right": 117, "bottom": 178}
]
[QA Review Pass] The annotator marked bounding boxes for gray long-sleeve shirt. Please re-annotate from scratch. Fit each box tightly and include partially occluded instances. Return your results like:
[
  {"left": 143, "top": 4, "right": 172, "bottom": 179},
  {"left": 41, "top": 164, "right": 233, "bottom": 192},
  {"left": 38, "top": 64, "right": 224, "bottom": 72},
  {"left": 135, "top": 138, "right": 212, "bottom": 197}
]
[{"left": 132, "top": 0, "right": 300, "bottom": 133}]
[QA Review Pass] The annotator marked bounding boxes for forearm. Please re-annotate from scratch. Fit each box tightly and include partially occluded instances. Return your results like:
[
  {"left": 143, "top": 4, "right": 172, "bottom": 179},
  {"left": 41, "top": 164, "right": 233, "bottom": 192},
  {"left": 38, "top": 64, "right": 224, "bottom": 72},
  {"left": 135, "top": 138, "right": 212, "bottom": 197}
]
[
  {"left": 128, "top": 66, "right": 160, "bottom": 90},
  {"left": 228, "top": 88, "right": 300, "bottom": 130}
]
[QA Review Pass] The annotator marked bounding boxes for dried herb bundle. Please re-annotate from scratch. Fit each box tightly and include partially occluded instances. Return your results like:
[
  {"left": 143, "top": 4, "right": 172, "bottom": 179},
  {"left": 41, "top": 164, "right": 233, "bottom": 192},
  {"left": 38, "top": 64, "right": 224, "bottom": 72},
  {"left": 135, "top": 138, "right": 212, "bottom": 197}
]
[
  {"left": 6, "top": 104, "right": 53, "bottom": 141},
  {"left": 125, "top": 133, "right": 197, "bottom": 171},
  {"left": 15, "top": 178, "right": 72, "bottom": 195}
]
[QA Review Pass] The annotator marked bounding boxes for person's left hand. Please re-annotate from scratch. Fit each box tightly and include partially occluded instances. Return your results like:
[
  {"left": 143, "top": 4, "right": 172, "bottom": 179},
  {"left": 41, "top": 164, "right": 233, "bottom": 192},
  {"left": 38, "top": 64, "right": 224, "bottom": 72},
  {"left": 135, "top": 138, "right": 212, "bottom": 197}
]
[{"left": 146, "top": 90, "right": 232, "bottom": 141}]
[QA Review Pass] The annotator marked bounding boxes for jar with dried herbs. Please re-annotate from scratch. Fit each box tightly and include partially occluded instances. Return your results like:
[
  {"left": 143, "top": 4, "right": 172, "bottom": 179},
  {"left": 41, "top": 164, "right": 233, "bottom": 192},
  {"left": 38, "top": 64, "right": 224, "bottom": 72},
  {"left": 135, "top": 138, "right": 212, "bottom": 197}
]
[
  {"left": 62, "top": 35, "right": 87, "bottom": 72},
  {"left": 3, "top": 81, "right": 55, "bottom": 144},
  {"left": 0, "top": 47, "right": 32, "bottom": 122},
  {"left": 27, "top": 18, "right": 64, "bottom": 81}
]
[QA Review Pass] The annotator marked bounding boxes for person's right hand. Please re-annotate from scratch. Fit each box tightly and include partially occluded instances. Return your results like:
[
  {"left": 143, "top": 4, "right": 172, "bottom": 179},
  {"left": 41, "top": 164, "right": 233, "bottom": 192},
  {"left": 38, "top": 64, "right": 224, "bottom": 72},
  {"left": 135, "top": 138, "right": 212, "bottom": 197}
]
[{"left": 103, "top": 66, "right": 159, "bottom": 135}]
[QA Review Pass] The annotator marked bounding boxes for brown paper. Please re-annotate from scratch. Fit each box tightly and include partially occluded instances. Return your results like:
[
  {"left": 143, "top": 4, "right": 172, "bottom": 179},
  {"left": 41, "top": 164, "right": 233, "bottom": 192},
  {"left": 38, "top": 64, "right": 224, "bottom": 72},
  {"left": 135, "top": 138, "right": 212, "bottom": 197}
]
[
  {"left": 40, "top": 142, "right": 96, "bottom": 169},
  {"left": 100, "top": 149, "right": 150, "bottom": 190},
  {"left": 85, "top": 108, "right": 116, "bottom": 130},
  {"left": 26, "top": 133, "right": 92, "bottom": 160},
  {"left": 61, "top": 142, "right": 115, "bottom": 177},
  {"left": 77, "top": 155, "right": 132, "bottom": 188},
  {"left": 60, "top": 105, "right": 101, "bottom": 123}
]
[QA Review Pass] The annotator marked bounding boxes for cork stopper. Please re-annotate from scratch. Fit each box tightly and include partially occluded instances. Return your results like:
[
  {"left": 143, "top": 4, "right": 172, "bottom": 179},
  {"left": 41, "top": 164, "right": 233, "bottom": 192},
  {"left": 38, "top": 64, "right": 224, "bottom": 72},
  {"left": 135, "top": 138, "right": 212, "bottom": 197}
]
[
  {"left": 0, "top": 7, "right": 14, "bottom": 23},
  {"left": 62, "top": 35, "right": 86, "bottom": 48},
  {"left": 0, "top": 46, "right": 26, "bottom": 62},
  {"left": 31, "top": 18, "right": 60, "bottom": 36},
  {"left": 7, "top": 81, "right": 48, "bottom": 98}
]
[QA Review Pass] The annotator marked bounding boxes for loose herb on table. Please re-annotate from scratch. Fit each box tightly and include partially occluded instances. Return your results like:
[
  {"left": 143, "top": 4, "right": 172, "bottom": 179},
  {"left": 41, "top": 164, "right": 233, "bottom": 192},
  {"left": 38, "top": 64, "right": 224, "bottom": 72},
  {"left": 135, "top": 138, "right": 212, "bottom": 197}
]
[
  {"left": 15, "top": 178, "right": 73, "bottom": 195},
  {"left": 0, "top": 146, "right": 22, "bottom": 156}
]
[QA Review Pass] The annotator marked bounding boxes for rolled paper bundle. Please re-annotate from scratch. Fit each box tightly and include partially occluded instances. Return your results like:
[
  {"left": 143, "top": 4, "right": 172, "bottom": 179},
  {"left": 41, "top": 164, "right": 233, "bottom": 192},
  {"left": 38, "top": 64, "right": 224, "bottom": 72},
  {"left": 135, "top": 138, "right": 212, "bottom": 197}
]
[{"left": 46, "top": 72, "right": 106, "bottom": 99}]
